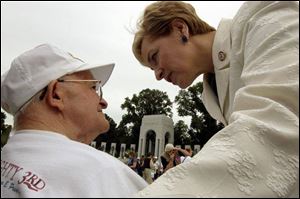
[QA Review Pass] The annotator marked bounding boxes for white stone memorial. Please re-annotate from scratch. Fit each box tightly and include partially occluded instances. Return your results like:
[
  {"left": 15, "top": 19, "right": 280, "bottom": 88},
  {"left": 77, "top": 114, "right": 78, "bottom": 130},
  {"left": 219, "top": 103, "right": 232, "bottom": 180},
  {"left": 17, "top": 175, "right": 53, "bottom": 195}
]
[
  {"left": 194, "top": 144, "right": 201, "bottom": 155},
  {"left": 120, "top": 143, "right": 126, "bottom": 158},
  {"left": 110, "top": 143, "right": 116, "bottom": 157},
  {"left": 91, "top": 141, "right": 96, "bottom": 148},
  {"left": 138, "top": 114, "right": 174, "bottom": 159},
  {"left": 130, "top": 144, "right": 136, "bottom": 152},
  {"left": 100, "top": 142, "right": 106, "bottom": 152}
]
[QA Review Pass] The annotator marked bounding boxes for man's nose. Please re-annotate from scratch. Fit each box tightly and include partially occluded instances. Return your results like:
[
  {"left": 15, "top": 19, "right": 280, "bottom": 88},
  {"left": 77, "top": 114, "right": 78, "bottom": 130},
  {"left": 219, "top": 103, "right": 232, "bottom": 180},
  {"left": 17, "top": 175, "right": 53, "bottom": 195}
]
[{"left": 99, "top": 98, "right": 108, "bottom": 109}]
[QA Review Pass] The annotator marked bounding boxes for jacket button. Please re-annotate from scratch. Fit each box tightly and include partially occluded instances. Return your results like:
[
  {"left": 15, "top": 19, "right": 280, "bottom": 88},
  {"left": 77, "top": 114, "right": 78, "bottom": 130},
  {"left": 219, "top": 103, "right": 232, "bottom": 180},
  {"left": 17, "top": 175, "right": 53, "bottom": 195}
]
[{"left": 218, "top": 51, "right": 226, "bottom": 61}]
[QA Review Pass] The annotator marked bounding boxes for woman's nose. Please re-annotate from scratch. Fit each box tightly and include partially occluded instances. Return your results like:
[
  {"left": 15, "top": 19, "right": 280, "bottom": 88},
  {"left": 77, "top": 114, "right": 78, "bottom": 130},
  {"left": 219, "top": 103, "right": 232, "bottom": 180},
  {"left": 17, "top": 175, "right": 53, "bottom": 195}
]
[
  {"left": 155, "top": 68, "right": 164, "bottom": 81},
  {"left": 99, "top": 98, "right": 108, "bottom": 109}
]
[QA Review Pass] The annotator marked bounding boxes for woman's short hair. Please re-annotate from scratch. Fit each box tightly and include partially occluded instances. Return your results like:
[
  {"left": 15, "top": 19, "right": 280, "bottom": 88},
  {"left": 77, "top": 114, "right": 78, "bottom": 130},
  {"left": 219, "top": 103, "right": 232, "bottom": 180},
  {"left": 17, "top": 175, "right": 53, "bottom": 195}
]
[{"left": 132, "top": 1, "right": 215, "bottom": 66}]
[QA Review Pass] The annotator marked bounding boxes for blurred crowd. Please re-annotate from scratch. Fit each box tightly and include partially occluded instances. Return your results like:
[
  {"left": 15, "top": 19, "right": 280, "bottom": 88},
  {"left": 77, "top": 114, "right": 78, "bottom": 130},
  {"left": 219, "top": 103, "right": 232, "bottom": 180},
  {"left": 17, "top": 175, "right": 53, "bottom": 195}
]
[{"left": 120, "top": 144, "right": 194, "bottom": 184}]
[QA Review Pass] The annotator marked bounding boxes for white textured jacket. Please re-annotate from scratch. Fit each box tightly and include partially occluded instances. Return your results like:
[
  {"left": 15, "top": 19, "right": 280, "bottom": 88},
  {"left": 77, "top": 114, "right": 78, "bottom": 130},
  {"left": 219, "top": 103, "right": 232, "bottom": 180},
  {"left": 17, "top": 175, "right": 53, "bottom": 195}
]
[{"left": 137, "top": 1, "right": 299, "bottom": 197}]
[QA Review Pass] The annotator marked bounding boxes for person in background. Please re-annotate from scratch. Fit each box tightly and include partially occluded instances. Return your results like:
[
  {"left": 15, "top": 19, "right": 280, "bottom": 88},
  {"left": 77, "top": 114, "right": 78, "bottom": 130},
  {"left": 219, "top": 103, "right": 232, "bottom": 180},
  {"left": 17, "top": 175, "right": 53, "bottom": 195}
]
[
  {"left": 160, "top": 144, "right": 181, "bottom": 173},
  {"left": 152, "top": 156, "right": 161, "bottom": 180},
  {"left": 161, "top": 144, "right": 192, "bottom": 172},
  {"left": 128, "top": 151, "right": 138, "bottom": 173},
  {"left": 132, "top": 1, "right": 299, "bottom": 197},
  {"left": 137, "top": 155, "right": 145, "bottom": 177},
  {"left": 1, "top": 44, "right": 147, "bottom": 198},
  {"left": 142, "top": 152, "right": 154, "bottom": 184}
]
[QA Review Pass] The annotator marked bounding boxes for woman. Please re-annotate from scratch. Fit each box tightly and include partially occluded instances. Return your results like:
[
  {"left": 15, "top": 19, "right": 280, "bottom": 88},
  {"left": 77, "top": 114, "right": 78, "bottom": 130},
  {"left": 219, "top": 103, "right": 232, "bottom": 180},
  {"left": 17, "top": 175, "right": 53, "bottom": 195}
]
[
  {"left": 132, "top": 1, "right": 299, "bottom": 198},
  {"left": 160, "top": 144, "right": 181, "bottom": 173},
  {"left": 161, "top": 144, "right": 192, "bottom": 172}
]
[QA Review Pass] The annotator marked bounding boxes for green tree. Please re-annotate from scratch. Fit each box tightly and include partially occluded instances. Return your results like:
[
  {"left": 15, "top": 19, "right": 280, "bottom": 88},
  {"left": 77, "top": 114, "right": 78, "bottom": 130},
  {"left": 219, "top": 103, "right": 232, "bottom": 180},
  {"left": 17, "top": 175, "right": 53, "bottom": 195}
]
[
  {"left": 120, "top": 88, "right": 173, "bottom": 146},
  {"left": 1, "top": 111, "right": 12, "bottom": 148},
  {"left": 1, "top": 111, "right": 6, "bottom": 130},
  {"left": 174, "top": 120, "right": 190, "bottom": 146},
  {"left": 175, "top": 82, "right": 224, "bottom": 147}
]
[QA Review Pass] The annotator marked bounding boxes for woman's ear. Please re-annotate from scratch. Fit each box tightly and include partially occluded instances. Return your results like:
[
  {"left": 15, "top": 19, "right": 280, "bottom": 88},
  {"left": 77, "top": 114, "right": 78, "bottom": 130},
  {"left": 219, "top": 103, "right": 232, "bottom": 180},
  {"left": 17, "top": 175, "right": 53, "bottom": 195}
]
[
  {"left": 46, "top": 80, "right": 64, "bottom": 111},
  {"left": 171, "top": 18, "right": 189, "bottom": 37}
]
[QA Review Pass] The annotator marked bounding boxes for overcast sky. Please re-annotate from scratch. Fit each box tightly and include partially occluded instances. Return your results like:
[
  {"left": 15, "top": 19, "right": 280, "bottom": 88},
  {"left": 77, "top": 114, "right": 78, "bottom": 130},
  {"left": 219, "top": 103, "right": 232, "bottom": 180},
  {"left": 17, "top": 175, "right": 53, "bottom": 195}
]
[{"left": 1, "top": 1, "right": 244, "bottom": 126}]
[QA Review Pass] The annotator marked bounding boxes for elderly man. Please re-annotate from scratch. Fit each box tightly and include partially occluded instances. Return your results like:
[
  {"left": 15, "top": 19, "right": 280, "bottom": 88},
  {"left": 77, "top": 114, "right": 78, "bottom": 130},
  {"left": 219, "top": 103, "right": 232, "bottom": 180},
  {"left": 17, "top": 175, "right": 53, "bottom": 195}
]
[{"left": 1, "top": 44, "right": 147, "bottom": 197}]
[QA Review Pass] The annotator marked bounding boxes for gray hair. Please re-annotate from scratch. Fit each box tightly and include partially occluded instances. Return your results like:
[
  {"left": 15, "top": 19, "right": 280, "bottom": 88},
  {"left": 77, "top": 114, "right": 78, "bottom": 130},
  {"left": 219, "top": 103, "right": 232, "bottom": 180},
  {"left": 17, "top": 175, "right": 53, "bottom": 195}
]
[{"left": 13, "top": 88, "right": 45, "bottom": 130}]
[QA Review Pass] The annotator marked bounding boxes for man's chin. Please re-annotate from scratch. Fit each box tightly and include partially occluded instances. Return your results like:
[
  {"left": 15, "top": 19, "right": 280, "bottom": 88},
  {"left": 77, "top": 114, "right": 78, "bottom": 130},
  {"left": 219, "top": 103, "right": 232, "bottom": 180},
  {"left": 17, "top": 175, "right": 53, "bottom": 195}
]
[
  {"left": 102, "top": 126, "right": 110, "bottom": 134},
  {"left": 100, "top": 120, "right": 110, "bottom": 134}
]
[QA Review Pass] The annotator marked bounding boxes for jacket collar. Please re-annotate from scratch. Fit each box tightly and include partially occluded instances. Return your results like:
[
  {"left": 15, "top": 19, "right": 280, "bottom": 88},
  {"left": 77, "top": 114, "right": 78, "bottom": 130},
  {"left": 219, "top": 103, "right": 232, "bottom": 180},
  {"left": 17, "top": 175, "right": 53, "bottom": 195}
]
[{"left": 202, "top": 18, "right": 232, "bottom": 125}]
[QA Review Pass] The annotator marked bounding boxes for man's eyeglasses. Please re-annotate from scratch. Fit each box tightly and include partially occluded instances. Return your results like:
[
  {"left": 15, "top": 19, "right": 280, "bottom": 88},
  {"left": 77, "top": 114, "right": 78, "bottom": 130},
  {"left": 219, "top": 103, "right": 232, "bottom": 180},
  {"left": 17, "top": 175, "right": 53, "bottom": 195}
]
[
  {"left": 57, "top": 79, "right": 103, "bottom": 99},
  {"left": 39, "top": 79, "right": 103, "bottom": 101}
]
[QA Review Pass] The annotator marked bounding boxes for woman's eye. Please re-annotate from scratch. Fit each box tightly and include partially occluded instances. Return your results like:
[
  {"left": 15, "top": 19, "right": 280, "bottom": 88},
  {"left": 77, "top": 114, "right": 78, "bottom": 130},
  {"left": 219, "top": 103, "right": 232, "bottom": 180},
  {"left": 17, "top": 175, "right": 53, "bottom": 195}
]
[
  {"left": 152, "top": 52, "right": 158, "bottom": 64},
  {"left": 91, "top": 85, "right": 97, "bottom": 90}
]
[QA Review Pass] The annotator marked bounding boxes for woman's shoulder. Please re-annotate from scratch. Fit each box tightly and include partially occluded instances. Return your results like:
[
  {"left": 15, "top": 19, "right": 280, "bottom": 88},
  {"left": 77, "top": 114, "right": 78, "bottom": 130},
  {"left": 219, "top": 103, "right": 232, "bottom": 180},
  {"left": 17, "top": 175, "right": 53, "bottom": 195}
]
[{"left": 233, "top": 1, "right": 298, "bottom": 25}]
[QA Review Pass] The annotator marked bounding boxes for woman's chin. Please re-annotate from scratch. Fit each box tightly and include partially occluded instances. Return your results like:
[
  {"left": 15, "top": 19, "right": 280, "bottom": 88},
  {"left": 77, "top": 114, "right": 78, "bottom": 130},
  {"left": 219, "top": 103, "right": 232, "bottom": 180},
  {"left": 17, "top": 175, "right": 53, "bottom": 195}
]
[
  {"left": 177, "top": 80, "right": 192, "bottom": 89},
  {"left": 178, "top": 84, "right": 188, "bottom": 89}
]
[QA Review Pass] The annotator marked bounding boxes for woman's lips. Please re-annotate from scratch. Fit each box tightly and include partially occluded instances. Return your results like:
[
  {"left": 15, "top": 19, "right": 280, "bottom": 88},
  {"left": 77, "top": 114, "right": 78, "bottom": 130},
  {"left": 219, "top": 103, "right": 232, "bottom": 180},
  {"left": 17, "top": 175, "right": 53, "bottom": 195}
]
[
  {"left": 166, "top": 72, "right": 173, "bottom": 83},
  {"left": 164, "top": 72, "right": 177, "bottom": 85},
  {"left": 170, "top": 73, "right": 177, "bottom": 85}
]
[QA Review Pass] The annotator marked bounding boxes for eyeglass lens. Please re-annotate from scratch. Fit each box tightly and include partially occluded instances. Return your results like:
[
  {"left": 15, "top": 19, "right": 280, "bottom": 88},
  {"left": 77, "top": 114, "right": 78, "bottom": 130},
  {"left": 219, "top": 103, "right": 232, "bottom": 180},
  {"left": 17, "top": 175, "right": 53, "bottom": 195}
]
[{"left": 96, "top": 82, "right": 102, "bottom": 99}]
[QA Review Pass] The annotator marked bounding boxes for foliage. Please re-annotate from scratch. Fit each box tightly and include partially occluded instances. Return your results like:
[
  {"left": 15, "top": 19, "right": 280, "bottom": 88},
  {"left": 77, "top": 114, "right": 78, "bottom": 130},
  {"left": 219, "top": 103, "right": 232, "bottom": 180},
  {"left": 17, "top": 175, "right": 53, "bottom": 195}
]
[
  {"left": 1, "top": 111, "right": 12, "bottom": 148},
  {"left": 174, "top": 120, "right": 190, "bottom": 146},
  {"left": 119, "top": 88, "right": 173, "bottom": 146},
  {"left": 175, "top": 82, "right": 224, "bottom": 147}
]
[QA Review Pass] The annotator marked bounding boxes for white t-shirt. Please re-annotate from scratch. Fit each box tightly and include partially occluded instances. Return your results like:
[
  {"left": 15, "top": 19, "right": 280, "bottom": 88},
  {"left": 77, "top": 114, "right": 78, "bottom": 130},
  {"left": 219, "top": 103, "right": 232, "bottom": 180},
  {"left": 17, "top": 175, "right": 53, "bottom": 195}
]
[{"left": 1, "top": 130, "right": 148, "bottom": 197}]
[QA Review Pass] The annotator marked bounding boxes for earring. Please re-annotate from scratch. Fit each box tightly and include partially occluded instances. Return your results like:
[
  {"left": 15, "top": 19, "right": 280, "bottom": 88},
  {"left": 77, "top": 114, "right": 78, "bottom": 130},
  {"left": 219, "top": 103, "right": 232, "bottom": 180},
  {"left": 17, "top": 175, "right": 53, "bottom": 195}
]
[{"left": 181, "top": 35, "right": 188, "bottom": 43}]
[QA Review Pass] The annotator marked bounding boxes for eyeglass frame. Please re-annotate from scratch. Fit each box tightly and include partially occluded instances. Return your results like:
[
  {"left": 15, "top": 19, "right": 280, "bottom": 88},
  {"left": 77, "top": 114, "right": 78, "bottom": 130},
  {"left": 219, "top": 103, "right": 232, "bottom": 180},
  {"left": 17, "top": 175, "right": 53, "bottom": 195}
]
[
  {"left": 39, "top": 79, "right": 103, "bottom": 100},
  {"left": 57, "top": 79, "right": 103, "bottom": 99}
]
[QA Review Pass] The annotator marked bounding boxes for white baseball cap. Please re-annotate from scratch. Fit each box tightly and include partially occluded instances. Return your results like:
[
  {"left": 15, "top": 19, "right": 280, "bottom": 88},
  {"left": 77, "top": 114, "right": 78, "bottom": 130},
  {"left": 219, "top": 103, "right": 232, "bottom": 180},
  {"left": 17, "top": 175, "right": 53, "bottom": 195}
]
[{"left": 1, "top": 43, "right": 115, "bottom": 116}]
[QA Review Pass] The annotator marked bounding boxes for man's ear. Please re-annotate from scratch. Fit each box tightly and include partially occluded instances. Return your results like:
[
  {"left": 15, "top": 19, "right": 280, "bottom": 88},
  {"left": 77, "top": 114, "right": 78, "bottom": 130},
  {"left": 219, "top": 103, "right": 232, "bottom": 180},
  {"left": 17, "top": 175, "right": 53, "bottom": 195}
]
[
  {"left": 171, "top": 18, "right": 190, "bottom": 37},
  {"left": 46, "top": 80, "right": 64, "bottom": 111}
]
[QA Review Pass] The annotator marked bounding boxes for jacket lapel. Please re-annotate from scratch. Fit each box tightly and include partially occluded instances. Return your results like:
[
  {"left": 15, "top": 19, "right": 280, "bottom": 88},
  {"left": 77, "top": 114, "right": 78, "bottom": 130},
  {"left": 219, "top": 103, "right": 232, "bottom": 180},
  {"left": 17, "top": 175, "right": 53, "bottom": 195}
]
[{"left": 202, "top": 19, "right": 232, "bottom": 125}]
